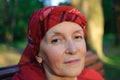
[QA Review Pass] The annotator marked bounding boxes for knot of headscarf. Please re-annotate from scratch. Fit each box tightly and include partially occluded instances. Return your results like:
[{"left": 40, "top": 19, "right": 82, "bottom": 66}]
[{"left": 19, "top": 6, "right": 86, "bottom": 65}]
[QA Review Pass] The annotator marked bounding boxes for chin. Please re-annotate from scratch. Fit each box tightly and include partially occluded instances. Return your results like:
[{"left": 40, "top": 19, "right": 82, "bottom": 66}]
[
  {"left": 61, "top": 68, "right": 83, "bottom": 77},
  {"left": 68, "top": 65, "right": 84, "bottom": 77},
  {"left": 70, "top": 70, "right": 82, "bottom": 77}
]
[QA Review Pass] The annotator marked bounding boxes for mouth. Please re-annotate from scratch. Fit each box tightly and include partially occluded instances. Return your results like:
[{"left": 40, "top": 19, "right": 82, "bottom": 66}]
[{"left": 64, "top": 59, "right": 80, "bottom": 64}]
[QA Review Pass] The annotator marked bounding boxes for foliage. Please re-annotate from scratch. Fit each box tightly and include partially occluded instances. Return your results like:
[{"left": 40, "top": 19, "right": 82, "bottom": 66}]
[
  {"left": 102, "top": 0, "right": 115, "bottom": 34},
  {"left": 104, "top": 53, "right": 120, "bottom": 80},
  {"left": 0, "top": 0, "right": 44, "bottom": 43},
  {"left": 102, "top": 34, "right": 120, "bottom": 80},
  {"left": 59, "top": 2, "right": 71, "bottom": 6}
]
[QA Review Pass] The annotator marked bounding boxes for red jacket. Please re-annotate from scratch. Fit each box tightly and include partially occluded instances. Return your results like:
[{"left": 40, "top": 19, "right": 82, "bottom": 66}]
[{"left": 12, "top": 63, "right": 104, "bottom": 80}]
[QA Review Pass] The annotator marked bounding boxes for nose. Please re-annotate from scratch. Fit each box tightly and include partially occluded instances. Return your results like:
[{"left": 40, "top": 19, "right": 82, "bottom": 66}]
[{"left": 65, "top": 40, "right": 77, "bottom": 54}]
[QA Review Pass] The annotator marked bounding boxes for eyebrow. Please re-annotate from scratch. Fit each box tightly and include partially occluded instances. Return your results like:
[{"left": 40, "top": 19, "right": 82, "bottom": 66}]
[
  {"left": 73, "top": 29, "right": 83, "bottom": 33},
  {"left": 52, "top": 29, "right": 83, "bottom": 34},
  {"left": 44, "top": 29, "right": 83, "bottom": 42},
  {"left": 51, "top": 31, "right": 63, "bottom": 35}
]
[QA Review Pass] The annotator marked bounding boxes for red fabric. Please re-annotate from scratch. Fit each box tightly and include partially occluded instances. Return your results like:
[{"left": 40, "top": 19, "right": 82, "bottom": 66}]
[
  {"left": 18, "top": 6, "right": 86, "bottom": 65},
  {"left": 12, "top": 6, "right": 104, "bottom": 80},
  {"left": 12, "top": 63, "right": 104, "bottom": 80},
  {"left": 77, "top": 68, "right": 104, "bottom": 80}
]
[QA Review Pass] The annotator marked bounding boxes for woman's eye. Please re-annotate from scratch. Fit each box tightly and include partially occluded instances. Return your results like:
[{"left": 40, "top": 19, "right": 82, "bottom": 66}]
[
  {"left": 74, "top": 35, "right": 83, "bottom": 39},
  {"left": 51, "top": 38, "right": 60, "bottom": 44}
]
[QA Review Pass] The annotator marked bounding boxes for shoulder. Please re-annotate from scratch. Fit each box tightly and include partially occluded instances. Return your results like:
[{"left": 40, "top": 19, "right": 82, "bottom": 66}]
[
  {"left": 77, "top": 68, "right": 104, "bottom": 80},
  {"left": 12, "top": 63, "right": 45, "bottom": 80}
]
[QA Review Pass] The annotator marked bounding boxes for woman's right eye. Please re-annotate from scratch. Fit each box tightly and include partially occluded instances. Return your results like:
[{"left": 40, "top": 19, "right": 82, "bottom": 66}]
[{"left": 51, "top": 38, "right": 60, "bottom": 44}]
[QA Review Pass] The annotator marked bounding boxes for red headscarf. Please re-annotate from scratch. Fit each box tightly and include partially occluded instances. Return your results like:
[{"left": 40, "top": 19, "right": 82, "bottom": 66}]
[
  {"left": 19, "top": 6, "right": 86, "bottom": 65},
  {"left": 12, "top": 6, "right": 104, "bottom": 80}
]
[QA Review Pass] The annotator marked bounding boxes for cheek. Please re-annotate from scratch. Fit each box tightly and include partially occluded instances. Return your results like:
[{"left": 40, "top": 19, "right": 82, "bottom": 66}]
[
  {"left": 42, "top": 45, "right": 65, "bottom": 66},
  {"left": 76, "top": 41, "right": 86, "bottom": 56}
]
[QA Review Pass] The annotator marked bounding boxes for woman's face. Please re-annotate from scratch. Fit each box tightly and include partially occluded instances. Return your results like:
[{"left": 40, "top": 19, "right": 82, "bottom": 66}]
[{"left": 38, "top": 21, "right": 86, "bottom": 77}]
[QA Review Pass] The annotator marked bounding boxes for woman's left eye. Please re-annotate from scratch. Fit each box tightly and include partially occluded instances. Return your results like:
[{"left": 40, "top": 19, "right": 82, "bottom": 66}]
[{"left": 74, "top": 35, "right": 83, "bottom": 39}]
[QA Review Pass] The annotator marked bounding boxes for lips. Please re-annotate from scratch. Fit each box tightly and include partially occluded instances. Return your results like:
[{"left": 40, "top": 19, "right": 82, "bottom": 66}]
[{"left": 64, "top": 59, "right": 80, "bottom": 64}]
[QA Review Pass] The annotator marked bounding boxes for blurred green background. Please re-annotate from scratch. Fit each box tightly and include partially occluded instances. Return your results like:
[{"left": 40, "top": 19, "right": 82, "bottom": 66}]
[{"left": 0, "top": 0, "right": 120, "bottom": 80}]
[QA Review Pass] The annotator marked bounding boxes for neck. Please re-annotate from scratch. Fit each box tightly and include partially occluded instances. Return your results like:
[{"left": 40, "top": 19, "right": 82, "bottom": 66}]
[
  {"left": 45, "top": 71, "right": 77, "bottom": 80},
  {"left": 43, "top": 65, "right": 77, "bottom": 80},
  {"left": 47, "top": 76, "right": 77, "bottom": 80}
]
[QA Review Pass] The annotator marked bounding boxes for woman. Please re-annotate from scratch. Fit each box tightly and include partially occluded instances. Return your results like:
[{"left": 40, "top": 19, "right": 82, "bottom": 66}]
[{"left": 12, "top": 6, "right": 104, "bottom": 80}]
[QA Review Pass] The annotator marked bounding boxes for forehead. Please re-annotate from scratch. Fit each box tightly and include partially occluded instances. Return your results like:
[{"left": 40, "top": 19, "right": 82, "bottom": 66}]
[{"left": 46, "top": 21, "right": 83, "bottom": 35}]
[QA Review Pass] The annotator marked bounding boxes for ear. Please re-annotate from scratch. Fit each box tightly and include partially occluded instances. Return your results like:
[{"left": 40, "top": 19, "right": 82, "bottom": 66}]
[{"left": 36, "top": 55, "right": 43, "bottom": 64}]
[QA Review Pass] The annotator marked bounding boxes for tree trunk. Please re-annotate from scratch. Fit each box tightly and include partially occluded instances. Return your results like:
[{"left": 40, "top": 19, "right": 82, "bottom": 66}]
[
  {"left": 71, "top": 0, "right": 109, "bottom": 62},
  {"left": 3, "top": 0, "right": 11, "bottom": 43},
  {"left": 114, "top": 0, "right": 120, "bottom": 45},
  {"left": 10, "top": 0, "right": 17, "bottom": 42},
  {"left": 3, "top": 0, "right": 17, "bottom": 43},
  {"left": 3, "top": 0, "right": 13, "bottom": 43}
]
